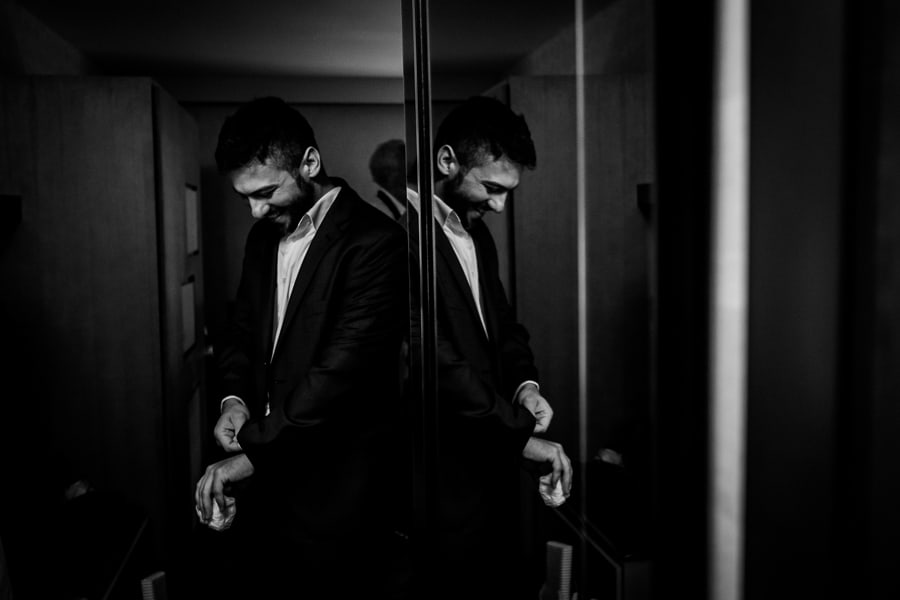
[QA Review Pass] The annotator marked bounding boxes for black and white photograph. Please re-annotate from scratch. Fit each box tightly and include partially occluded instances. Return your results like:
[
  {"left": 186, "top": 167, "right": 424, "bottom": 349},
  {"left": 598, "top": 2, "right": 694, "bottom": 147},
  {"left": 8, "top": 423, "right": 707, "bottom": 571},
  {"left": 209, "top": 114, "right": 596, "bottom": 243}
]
[{"left": 0, "top": 0, "right": 897, "bottom": 599}]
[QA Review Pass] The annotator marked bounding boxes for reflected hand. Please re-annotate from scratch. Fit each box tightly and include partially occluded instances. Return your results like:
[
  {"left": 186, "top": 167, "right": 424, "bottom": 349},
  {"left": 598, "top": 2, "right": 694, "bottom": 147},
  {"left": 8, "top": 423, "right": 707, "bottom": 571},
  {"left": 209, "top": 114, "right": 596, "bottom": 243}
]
[
  {"left": 194, "top": 453, "right": 254, "bottom": 524},
  {"left": 522, "top": 437, "right": 572, "bottom": 497},
  {"left": 517, "top": 385, "right": 553, "bottom": 433},
  {"left": 215, "top": 399, "right": 249, "bottom": 452}
]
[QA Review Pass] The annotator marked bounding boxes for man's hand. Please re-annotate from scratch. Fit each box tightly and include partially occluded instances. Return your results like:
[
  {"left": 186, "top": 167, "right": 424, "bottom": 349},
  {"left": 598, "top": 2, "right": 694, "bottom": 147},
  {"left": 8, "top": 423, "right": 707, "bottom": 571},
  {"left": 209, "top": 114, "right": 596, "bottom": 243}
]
[
  {"left": 522, "top": 437, "right": 572, "bottom": 498},
  {"left": 194, "top": 453, "right": 254, "bottom": 524},
  {"left": 214, "top": 398, "right": 250, "bottom": 452},
  {"left": 517, "top": 384, "right": 554, "bottom": 434}
]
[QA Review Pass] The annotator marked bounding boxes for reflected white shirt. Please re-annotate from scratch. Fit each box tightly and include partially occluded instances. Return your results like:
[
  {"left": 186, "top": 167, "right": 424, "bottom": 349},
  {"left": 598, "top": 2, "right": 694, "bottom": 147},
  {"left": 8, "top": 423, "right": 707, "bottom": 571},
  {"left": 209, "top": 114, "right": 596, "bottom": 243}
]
[
  {"left": 407, "top": 188, "right": 487, "bottom": 336},
  {"left": 406, "top": 188, "right": 539, "bottom": 403}
]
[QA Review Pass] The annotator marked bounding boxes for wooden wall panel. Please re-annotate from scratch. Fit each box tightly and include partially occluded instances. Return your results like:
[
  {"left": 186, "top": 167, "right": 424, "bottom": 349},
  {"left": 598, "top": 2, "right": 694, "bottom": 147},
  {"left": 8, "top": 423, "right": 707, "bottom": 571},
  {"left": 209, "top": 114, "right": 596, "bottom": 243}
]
[
  {"left": 152, "top": 83, "right": 204, "bottom": 552},
  {"left": 584, "top": 74, "right": 653, "bottom": 459},
  {"left": 507, "top": 74, "right": 653, "bottom": 466},
  {"left": 0, "top": 77, "right": 166, "bottom": 572},
  {"left": 509, "top": 76, "right": 579, "bottom": 452}
]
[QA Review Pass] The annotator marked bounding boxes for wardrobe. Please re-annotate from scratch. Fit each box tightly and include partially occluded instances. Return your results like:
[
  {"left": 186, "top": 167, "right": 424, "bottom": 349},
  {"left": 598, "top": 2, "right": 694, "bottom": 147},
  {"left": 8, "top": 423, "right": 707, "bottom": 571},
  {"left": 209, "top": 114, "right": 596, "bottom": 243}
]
[{"left": 0, "top": 76, "right": 206, "bottom": 586}]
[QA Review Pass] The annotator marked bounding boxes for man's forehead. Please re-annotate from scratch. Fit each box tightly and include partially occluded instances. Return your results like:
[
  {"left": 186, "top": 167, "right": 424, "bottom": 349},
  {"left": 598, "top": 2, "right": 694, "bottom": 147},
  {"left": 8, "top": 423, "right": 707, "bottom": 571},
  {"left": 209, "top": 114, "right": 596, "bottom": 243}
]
[
  {"left": 231, "top": 160, "right": 287, "bottom": 190},
  {"left": 470, "top": 156, "right": 521, "bottom": 184}
]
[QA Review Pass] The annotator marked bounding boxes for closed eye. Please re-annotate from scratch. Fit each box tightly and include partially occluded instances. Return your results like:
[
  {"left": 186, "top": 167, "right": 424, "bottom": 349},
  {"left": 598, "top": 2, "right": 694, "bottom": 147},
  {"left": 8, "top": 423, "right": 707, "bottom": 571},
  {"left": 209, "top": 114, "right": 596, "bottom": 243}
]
[
  {"left": 483, "top": 184, "right": 508, "bottom": 194},
  {"left": 248, "top": 187, "right": 277, "bottom": 200}
]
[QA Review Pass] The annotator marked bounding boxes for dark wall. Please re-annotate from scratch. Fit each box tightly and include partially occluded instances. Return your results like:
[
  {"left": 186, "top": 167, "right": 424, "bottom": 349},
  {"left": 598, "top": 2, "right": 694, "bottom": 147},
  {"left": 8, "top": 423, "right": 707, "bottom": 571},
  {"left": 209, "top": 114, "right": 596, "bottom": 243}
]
[
  {"left": 745, "top": 1, "right": 900, "bottom": 599},
  {"left": 841, "top": 1, "right": 900, "bottom": 598},
  {"left": 866, "top": 3, "right": 900, "bottom": 591},
  {"left": 498, "top": 0, "right": 654, "bottom": 469},
  {"left": 0, "top": 0, "right": 95, "bottom": 75},
  {"left": 0, "top": 78, "right": 170, "bottom": 597},
  {"left": 744, "top": 2, "right": 846, "bottom": 597}
]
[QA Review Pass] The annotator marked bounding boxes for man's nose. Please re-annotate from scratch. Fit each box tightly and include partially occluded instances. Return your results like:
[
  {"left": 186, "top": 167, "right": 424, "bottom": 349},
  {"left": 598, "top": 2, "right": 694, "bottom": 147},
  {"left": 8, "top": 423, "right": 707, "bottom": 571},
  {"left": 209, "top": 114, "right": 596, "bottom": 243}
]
[
  {"left": 488, "top": 194, "right": 506, "bottom": 213},
  {"left": 249, "top": 198, "right": 269, "bottom": 219}
]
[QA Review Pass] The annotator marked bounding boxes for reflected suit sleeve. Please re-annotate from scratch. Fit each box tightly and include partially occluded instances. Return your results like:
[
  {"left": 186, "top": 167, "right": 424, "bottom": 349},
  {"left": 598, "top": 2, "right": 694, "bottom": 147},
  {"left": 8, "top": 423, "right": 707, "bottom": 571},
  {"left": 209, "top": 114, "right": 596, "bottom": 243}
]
[{"left": 408, "top": 219, "right": 536, "bottom": 457}]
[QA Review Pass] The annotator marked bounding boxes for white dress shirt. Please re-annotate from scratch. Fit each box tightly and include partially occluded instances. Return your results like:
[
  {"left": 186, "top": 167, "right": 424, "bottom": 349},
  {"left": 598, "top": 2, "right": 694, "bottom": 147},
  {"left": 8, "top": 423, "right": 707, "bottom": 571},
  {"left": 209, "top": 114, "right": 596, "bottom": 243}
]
[
  {"left": 221, "top": 187, "right": 340, "bottom": 414},
  {"left": 272, "top": 186, "right": 340, "bottom": 353}
]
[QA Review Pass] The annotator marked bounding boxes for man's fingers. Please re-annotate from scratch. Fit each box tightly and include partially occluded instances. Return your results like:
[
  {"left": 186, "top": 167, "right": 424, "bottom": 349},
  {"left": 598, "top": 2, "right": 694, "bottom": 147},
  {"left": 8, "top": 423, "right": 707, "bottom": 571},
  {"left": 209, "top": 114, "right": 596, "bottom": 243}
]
[
  {"left": 193, "top": 476, "right": 204, "bottom": 519},
  {"left": 561, "top": 450, "right": 573, "bottom": 496},
  {"left": 522, "top": 437, "right": 573, "bottom": 495},
  {"left": 199, "top": 467, "right": 215, "bottom": 522},
  {"left": 213, "top": 422, "right": 230, "bottom": 449},
  {"left": 214, "top": 425, "right": 235, "bottom": 449},
  {"left": 215, "top": 430, "right": 236, "bottom": 450},
  {"left": 550, "top": 452, "right": 563, "bottom": 490},
  {"left": 212, "top": 473, "right": 226, "bottom": 515},
  {"left": 195, "top": 471, "right": 209, "bottom": 522},
  {"left": 214, "top": 412, "right": 247, "bottom": 451}
]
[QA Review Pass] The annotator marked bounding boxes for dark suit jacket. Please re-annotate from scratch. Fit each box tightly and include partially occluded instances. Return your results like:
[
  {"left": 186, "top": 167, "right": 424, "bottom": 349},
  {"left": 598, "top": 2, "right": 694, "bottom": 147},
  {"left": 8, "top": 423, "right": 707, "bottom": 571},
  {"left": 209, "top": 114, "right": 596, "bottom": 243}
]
[
  {"left": 406, "top": 202, "right": 537, "bottom": 583},
  {"left": 218, "top": 181, "right": 407, "bottom": 552},
  {"left": 376, "top": 188, "right": 405, "bottom": 221}
]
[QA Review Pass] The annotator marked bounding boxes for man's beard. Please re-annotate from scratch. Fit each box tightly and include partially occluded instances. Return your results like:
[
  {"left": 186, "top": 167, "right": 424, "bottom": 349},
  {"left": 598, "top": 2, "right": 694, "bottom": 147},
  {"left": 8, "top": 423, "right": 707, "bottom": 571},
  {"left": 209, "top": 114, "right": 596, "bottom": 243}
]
[{"left": 275, "top": 178, "right": 316, "bottom": 235}]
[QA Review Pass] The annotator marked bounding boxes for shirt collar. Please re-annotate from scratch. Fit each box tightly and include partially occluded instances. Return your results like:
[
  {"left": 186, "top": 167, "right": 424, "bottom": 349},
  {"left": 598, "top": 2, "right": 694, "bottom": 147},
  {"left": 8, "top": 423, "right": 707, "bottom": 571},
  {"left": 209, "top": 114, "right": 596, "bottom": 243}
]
[
  {"left": 286, "top": 186, "right": 341, "bottom": 240},
  {"left": 406, "top": 187, "right": 465, "bottom": 235}
]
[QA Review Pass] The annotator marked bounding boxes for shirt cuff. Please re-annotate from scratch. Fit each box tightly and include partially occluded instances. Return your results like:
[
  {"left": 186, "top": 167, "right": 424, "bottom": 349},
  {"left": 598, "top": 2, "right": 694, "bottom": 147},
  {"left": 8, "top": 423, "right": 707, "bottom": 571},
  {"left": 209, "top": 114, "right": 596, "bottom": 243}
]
[
  {"left": 513, "top": 380, "right": 540, "bottom": 404},
  {"left": 220, "top": 395, "right": 247, "bottom": 414}
]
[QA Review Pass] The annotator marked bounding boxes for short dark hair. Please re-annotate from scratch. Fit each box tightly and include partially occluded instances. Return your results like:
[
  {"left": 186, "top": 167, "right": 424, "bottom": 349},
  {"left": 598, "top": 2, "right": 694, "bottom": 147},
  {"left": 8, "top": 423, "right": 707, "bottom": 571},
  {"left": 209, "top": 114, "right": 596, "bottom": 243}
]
[
  {"left": 369, "top": 139, "right": 405, "bottom": 187},
  {"left": 434, "top": 96, "right": 536, "bottom": 171},
  {"left": 215, "top": 96, "right": 319, "bottom": 174}
]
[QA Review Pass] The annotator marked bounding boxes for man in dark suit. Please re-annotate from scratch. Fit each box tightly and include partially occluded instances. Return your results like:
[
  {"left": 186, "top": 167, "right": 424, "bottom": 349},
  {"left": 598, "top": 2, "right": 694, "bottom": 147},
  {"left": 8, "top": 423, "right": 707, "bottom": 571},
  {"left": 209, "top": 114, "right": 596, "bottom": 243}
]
[
  {"left": 193, "top": 97, "right": 408, "bottom": 598},
  {"left": 408, "top": 96, "right": 573, "bottom": 599}
]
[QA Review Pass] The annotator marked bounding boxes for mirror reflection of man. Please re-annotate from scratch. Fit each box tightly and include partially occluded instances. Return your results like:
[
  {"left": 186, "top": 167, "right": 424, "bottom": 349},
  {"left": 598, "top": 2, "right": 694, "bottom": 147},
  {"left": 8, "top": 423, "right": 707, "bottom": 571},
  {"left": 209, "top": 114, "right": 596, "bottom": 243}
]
[
  {"left": 407, "top": 96, "right": 573, "bottom": 599},
  {"left": 193, "top": 97, "right": 409, "bottom": 599},
  {"left": 369, "top": 138, "right": 408, "bottom": 221}
]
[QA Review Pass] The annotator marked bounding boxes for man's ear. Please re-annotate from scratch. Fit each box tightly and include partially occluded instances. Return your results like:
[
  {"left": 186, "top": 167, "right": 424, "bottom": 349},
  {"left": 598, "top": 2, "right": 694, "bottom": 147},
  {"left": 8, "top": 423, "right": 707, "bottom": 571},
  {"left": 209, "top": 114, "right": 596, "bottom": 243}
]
[
  {"left": 299, "top": 147, "right": 322, "bottom": 180},
  {"left": 435, "top": 145, "right": 460, "bottom": 178}
]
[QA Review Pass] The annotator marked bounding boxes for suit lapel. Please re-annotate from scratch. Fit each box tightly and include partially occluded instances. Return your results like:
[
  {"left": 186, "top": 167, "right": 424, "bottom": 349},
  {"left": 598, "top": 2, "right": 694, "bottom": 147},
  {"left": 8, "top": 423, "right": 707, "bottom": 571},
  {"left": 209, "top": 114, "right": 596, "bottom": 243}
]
[
  {"left": 471, "top": 230, "right": 500, "bottom": 345},
  {"left": 377, "top": 189, "right": 402, "bottom": 220},
  {"left": 258, "top": 228, "right": 280, "bottom": 358},
  {"left": 434, "top": 220, "right": 490, "bottom": 345},
  {"left": 408, "top": 202, "right": 490, "bottom": 346},
  {"left": 270, "top": 187, "right": 353, "bottom": 362}
]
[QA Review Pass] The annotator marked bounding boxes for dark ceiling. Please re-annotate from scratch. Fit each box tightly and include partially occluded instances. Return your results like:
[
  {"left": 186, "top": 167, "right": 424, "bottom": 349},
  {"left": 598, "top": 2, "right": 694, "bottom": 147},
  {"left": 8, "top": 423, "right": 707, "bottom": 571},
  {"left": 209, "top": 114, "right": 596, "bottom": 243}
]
[{"left": 18, "top": 0, "right": 588, "bottom": 80}]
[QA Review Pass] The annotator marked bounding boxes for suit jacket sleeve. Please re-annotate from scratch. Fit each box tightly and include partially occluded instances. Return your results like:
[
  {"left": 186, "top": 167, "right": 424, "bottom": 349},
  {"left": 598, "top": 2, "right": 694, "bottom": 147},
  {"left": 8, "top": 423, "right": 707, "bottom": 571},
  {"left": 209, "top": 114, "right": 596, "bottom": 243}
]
[
  {"left": 408, "top": 218, "right": 536, "bottom": 456},
  {"left": 237, "top": 223, "right": 408, "bottom": 474},
  {"left": 435, "top": 327, "right": 536, "bottom": 456}
]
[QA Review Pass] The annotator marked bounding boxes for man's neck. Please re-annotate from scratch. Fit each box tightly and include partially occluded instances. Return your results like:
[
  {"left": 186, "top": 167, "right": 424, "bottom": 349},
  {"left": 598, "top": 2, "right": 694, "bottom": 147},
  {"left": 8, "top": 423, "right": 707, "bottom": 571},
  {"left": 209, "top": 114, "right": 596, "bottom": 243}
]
[
  {"left": 432, "top": 177, "right": 448, "bottom": 200},
  {"left": 310, "top": 176, "right": 336, "bottom": 202}
]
